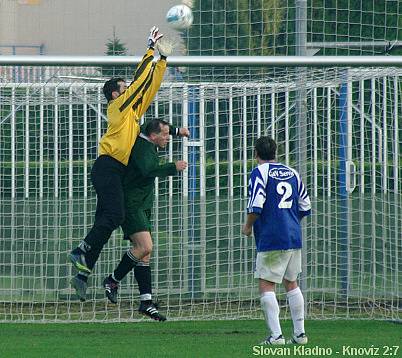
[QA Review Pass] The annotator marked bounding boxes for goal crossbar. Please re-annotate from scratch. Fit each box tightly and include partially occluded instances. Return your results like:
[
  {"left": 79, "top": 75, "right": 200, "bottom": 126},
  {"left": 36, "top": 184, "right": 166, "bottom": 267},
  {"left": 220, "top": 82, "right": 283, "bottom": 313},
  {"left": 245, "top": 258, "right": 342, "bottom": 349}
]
[{"left": 0, "top": 55, "right": 402, "bottom": 67}]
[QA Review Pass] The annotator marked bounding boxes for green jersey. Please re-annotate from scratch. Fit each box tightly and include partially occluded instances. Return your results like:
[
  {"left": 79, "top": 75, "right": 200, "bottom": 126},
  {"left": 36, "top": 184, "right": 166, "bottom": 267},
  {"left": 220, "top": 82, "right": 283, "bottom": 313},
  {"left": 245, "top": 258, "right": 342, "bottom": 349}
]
[{"left": 123, "top": 133, "right": 177, "bottom": 210}]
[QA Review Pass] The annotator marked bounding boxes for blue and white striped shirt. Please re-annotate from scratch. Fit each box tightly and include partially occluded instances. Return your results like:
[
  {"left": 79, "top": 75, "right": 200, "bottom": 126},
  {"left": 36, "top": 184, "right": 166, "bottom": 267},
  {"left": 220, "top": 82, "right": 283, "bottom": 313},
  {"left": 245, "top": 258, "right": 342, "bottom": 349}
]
[{"left": 247, "top": 162, "right": 311, "bottom": 252}]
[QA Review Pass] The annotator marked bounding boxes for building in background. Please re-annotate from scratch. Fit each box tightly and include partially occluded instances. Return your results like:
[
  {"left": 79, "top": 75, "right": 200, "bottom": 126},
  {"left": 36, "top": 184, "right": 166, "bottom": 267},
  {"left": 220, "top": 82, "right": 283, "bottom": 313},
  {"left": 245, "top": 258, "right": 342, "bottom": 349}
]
[{"left": 0, "top": 0, "right": 180, "bottom": 55}]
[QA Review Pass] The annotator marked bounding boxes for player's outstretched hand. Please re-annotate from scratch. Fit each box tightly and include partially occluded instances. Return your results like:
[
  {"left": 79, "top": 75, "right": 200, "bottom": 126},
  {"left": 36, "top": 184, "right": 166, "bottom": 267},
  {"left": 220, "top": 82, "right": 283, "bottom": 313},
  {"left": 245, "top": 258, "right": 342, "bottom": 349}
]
[
  {"left": 148, "top": 26, "right": 163, "bottom": 48},
  {"left": 175, "top": 160, "right": 188, "bottom": 172},
  {"left": 178, "top": 128, "right": 190, "bottom": 137},
  {"left": 156, "top": 38, "right": 174, "bottom": 58}
]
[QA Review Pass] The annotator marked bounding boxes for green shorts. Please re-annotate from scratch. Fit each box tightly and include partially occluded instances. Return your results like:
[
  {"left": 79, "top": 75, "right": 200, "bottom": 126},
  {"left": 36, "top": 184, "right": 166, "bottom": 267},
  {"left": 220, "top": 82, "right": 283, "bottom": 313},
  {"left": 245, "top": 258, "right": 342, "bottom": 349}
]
[{"left": 121, "top": 208, "right": 152, "bottom": 238}]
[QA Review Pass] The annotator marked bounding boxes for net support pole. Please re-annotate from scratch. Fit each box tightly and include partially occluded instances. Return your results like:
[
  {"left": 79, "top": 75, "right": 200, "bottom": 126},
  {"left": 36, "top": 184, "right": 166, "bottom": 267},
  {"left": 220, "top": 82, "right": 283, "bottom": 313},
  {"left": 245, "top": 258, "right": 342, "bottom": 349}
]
[
  {"left": 295, "top": 0, "right": 308, "bottom": 296},
  {"left": 338, "top": 73, "right": 352, "bottom": 301},
  {"left": 214, "top": 87, "right": 220, "bottom": 290},
  {"left": 154, "top": 93, "right": 161, "bottom": 295},
  {"left": 182, "top": 86, "right": 189, "bottom": 293},
  {"left": 199, "top": 86, "right": 206, "bottom": 295},
  {"left": 188, "top": 85, "right": 200, "bottom": 299},
  {"left": 393, "top": 76, "right": 400, "bottom": 304}
]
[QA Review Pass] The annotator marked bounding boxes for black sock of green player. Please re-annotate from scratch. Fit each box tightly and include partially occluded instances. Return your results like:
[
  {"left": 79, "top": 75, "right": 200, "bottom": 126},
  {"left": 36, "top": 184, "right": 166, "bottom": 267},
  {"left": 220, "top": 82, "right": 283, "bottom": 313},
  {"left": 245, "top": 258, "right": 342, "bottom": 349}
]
[
  {"left": 134, "top": 262, "right": 152, "bottom": 300},
  {"left": 113, "top": 250, "right": 139, "bottom": 282}
]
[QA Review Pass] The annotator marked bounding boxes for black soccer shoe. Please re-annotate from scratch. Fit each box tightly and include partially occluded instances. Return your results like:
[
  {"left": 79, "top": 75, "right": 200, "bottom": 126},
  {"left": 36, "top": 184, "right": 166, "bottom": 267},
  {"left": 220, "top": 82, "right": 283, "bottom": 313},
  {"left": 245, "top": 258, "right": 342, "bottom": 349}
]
[
  {"left": 68, "top": 249, "right": 91, "bottom": 274},
  {"left": 70, "top": 276, "right": 87, "bottom": 302},
  {"left": 138, "top": 301, "right": 167, "bottom": 321},
  {"left": 103, "top": 276, "right": 119, "bottom": 304}
]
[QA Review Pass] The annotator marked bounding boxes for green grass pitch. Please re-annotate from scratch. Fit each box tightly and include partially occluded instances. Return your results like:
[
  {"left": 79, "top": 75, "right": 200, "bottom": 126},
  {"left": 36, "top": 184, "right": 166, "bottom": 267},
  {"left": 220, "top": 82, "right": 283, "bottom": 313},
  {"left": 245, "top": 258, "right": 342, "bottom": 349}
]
[{"left": 0, "top": 320, "right": 400, "bottom": 358}]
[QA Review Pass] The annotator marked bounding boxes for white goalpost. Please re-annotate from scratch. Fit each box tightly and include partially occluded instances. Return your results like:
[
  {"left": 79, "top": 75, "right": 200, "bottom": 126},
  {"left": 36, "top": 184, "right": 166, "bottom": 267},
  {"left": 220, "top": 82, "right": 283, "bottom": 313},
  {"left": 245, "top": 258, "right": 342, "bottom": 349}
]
[{"left": 0, "top": 56, "right": 401, "bottom": 322}]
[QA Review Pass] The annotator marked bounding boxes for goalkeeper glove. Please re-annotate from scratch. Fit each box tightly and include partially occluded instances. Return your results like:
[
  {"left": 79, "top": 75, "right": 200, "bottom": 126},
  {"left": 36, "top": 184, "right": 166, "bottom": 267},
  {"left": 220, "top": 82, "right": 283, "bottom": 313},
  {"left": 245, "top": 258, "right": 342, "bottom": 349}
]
[
  {"left": 147, "top": 26, "right": 163, "bottom": 49},
  {"left": 156, "top": 38, "right": 174, "bottom": 58}
]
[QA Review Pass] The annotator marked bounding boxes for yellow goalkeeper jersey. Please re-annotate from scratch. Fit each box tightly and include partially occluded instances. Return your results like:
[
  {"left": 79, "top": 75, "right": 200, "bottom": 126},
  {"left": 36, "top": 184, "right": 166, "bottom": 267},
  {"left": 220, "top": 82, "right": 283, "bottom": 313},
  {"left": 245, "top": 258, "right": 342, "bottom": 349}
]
[{"left": 99, "top": 48, "right": 167, "bottom": 166}]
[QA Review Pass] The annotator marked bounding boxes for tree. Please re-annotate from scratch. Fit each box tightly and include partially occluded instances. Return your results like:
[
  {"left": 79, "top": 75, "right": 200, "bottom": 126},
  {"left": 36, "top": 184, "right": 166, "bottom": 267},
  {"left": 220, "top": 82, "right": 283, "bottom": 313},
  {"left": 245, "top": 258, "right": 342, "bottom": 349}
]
[
  {"left": 186, "top": 0, "right": 285, "bottom": 56},
  {"left": 185, "top": 0, "right": 402, "bottom": 58},
  {"left": 103, "top": 27, "right": 129, "bottom": 77},
  {"left": 181, "top": 0, "right": 286, "bottom": 81},
  {"left": 309, "top": 0, "right": 402, "bottom": 55},
  {"left": 105, "top": 28, "right": 128, "bottom": 56}
]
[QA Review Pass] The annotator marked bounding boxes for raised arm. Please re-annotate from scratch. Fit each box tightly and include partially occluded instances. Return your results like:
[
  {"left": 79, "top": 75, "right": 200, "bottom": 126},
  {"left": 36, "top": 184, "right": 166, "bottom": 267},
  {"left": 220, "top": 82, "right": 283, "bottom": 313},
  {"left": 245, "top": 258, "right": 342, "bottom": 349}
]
[
  {"left": 133, "top": 59, "right": 167, "bottom": 118},
  {"left": 109, "top": 27, "right": 164, "bottom": 118},
  {"left": 134, "top": 38, "right": 175, "bottom": 118},
  {"left": 109, "top": 48, "right": 154, "bottom": 117}
]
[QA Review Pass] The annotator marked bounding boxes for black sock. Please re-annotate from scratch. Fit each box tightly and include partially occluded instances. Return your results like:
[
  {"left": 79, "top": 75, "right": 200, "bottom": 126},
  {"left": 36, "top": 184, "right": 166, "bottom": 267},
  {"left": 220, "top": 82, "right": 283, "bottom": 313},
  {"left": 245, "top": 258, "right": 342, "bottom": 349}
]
[
  {"left": 109, "top": 274, "right": 119, "bottom": 284},
  {"left": 113, "top": 250, "right": 139, "bottom": 282},
  {"left": 78, "top": 240, "right": 91, "bottom": 253},
  {"left": 71, "top": 247, "right": 84, "bottom": 255},
  {"left": 72, "top": 241, "right": 100, "bottom": 271},
  {"left": 85, "top": 245, "right": 103, "bottom": 271},
  {"left": 134, "top": 263, "right": 152, "bottom": 299}
]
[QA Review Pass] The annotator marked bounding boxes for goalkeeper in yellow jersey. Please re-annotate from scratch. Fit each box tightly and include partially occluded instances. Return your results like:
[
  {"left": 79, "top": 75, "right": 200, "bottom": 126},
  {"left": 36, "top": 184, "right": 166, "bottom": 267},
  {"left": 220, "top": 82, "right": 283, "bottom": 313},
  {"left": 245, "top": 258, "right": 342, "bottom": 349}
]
[{"left": 68, "top": 26, "right": 189, "bottom": 301}]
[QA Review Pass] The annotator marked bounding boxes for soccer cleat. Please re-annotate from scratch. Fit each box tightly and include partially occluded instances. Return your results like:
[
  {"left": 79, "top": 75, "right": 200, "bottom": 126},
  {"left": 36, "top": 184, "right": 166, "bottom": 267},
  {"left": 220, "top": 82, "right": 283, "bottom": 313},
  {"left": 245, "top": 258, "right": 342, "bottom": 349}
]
[
  {"left": 138, "top": 301, "right": 166, "bottom": 321},
  {"left": 68, "top": 249, "right": 91, "bottom": 274},
  {"left": 103, "top": 276, "right": 119, "bottom": 304},
  {"left": 260, "top": 335, "right": 286, "bottom": 345},
  {"left": 70, "top": 276, "right": 87, "bottom": 302},
  {"left": 287, "top": 333, "right": 308, "bottom": 345}
]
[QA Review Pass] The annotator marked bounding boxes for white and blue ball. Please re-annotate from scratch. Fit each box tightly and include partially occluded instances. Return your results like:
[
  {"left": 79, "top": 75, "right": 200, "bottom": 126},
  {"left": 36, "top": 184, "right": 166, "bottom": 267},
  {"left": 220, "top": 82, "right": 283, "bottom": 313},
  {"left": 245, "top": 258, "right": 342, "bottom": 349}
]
[{"left": 166, "top": 4, "right": 193, "bottom": 30}]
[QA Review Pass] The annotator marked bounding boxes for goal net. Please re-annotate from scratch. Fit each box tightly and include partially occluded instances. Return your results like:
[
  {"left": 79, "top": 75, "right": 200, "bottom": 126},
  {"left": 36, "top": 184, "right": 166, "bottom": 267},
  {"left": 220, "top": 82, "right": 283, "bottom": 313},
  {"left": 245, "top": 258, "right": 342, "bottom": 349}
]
[
  {"left": 185, "top": 0, "right": 402, "bottom": 57},
  {"left": 0, "top": 0, "right": 401, "bottom": 322},
  {"left": 0, "top": 61, "right": 400, "bottom": 322}
]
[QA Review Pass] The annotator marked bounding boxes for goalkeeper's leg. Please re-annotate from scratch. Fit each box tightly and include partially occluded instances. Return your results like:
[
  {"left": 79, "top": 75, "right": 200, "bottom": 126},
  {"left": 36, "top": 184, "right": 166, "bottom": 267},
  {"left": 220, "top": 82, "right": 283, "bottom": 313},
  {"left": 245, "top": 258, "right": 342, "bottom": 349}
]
[
  {"left": 70, "top": 273, "right": 88, "bottom": 302},
  {"left": 69, "top": 156, "right": 126, "bottom": 273}
]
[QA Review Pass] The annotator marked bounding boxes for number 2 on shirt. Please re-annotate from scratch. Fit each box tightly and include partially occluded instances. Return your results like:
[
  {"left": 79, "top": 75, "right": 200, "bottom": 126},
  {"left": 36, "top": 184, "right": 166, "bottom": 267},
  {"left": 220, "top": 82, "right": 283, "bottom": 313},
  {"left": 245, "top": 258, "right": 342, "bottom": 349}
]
[{"left": 276, "top": 181, "right": 293, "bottom": 209}]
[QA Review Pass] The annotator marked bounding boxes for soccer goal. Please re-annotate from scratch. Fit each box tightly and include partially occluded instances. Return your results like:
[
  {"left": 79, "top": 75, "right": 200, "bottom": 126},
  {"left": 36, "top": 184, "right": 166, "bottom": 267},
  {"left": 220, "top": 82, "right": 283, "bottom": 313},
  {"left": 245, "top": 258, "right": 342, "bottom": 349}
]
[{"left": 0, "top": 56, "right": 401, "bottom": 322}]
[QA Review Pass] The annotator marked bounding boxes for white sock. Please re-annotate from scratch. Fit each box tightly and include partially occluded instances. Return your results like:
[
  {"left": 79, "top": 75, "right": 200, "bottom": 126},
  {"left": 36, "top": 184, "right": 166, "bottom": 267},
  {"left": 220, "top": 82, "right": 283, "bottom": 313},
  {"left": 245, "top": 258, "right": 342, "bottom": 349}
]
[
  {"left": 260, "top": 291, "right": 282, "bottom": 338},
  {"left": 140, "top": 294, "right": 152, "bottom": 301},
  {"left": 287, "top": 287, "right": 305, "bottom": 336}
]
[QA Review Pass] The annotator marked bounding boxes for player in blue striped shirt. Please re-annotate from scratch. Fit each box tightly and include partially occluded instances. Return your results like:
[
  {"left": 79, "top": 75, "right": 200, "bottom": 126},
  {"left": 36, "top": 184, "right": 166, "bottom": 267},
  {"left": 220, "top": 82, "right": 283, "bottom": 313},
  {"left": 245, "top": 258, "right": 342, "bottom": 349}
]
[{"left": 242, "top": 137, "right": 311, "bottom": 345}]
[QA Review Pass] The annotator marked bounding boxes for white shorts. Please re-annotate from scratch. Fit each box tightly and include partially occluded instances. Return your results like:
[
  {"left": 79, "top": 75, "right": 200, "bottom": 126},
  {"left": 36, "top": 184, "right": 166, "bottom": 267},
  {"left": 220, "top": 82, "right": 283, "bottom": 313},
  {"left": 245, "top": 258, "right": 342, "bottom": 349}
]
[{"left": 254, "top": 249, "right": 302, "bottom": 283}]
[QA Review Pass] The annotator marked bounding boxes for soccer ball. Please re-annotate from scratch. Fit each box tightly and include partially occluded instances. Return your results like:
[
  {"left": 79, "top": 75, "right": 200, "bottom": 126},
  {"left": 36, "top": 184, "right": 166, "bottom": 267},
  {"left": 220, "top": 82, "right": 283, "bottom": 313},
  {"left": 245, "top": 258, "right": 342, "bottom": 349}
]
[{"left": 166, "top": 4, "right": 193, "bottom": 30}]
